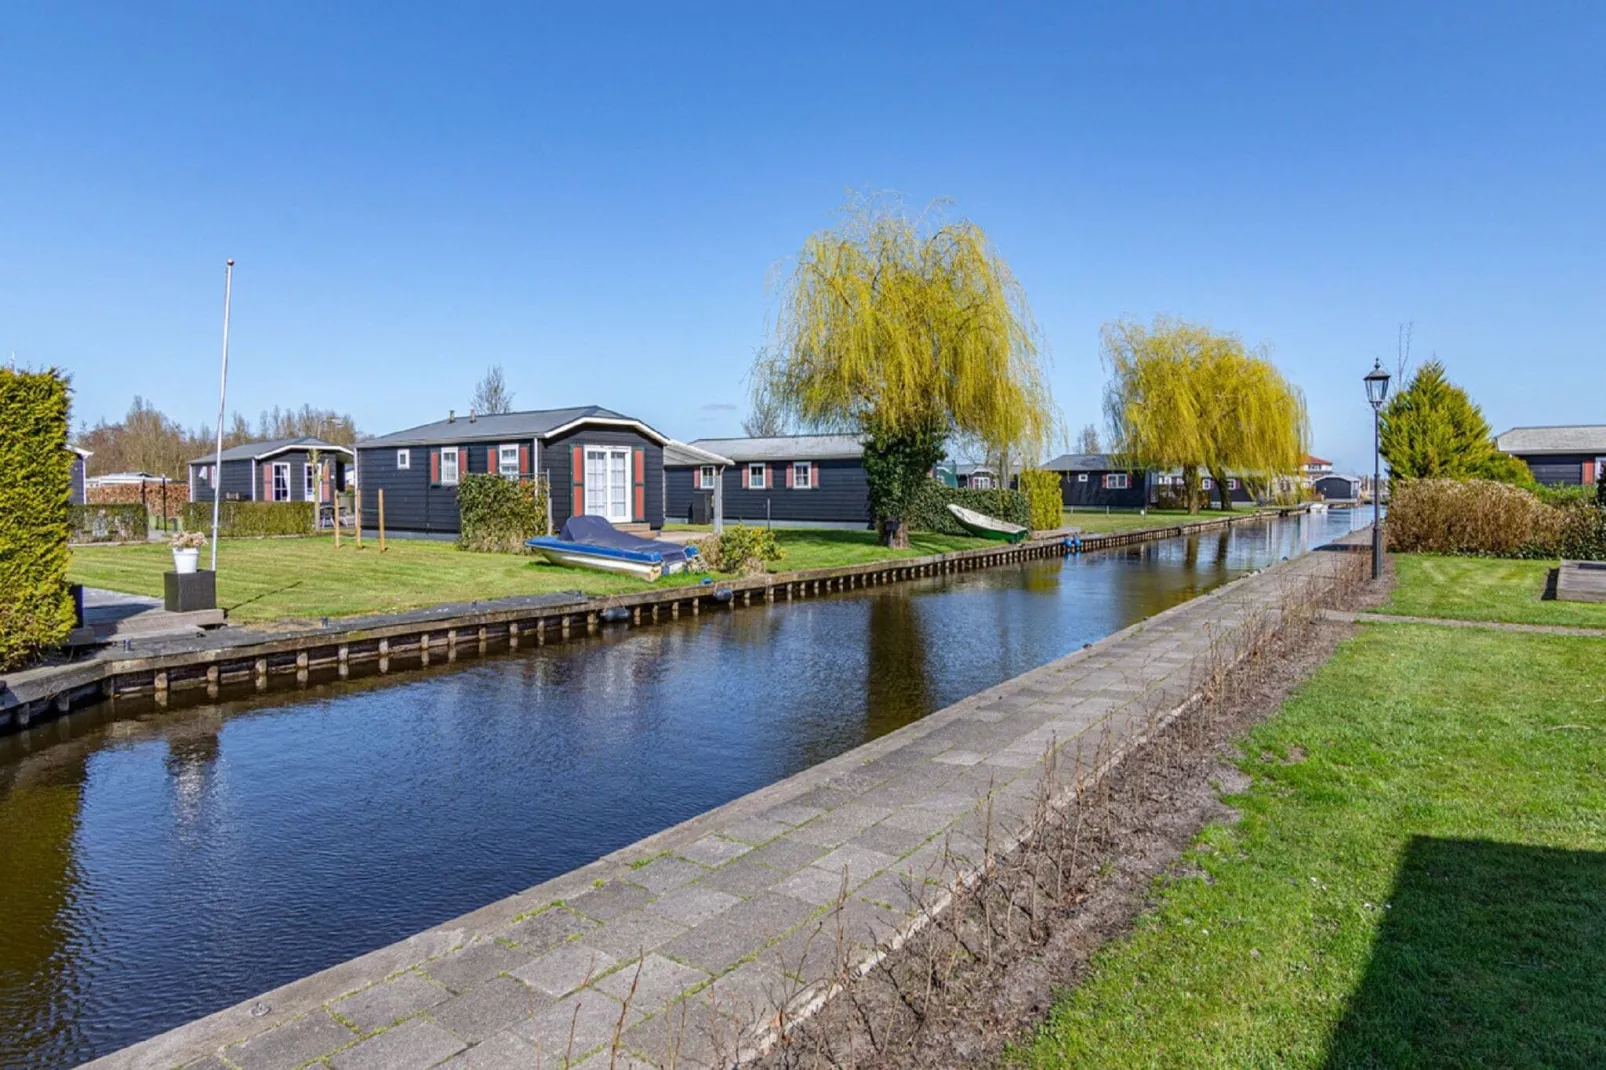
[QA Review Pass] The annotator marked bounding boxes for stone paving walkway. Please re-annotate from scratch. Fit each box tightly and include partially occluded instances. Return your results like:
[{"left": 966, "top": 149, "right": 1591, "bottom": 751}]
[{"left": 87, "top": 542, "right": 1361, "bottom": 1070}]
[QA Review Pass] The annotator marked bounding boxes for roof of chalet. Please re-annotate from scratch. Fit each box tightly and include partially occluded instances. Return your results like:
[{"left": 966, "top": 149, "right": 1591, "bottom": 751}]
[
  {"left": 190, "top": 436, "right": 355, "bottom": 465},
  {"left": 67, "top": 445, "right": 92, "bottom": 458},
  {"left": 1041, "top": 452, "right": 1133, "bottom": 472},
  {"left": 955, "top": 463, "right": 997, "bottom": 476},
  {"left": 684, "top": 434, "right": 864, "bottom": 463},
  {"left": 664, "top": 439, "right": 736, "bottom": 467},
  {"left": 358, "top": 406, "right": 668, "bottom": 449},
  {"left": 1495, "top": 425, "right": 1606, "bottom": 456}
]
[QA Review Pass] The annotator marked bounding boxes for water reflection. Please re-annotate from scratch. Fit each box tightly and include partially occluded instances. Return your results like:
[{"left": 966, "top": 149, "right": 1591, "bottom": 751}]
[{"left": 0, "top": 510, "right": 1365, "bottom": 1068}]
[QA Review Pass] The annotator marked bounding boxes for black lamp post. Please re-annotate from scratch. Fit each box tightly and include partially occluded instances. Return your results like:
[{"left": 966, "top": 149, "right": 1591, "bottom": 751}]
[{"left": 1363, "top": 360, "right": 1392, "bottom": 579}]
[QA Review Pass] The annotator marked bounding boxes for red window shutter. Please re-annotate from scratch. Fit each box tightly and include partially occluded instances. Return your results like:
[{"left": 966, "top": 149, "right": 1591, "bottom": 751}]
[
  {"left": 785, "top": 464, "right": 794, "bottom": 488},
  {"left": 571, "top": 446, "right": 585, "bottom": 516},
  {"left": 741, "top": 466, "right": 749, "bottom": 489},
  {"left": 766, "top": 464, "right": 773, "bottom": 489},
  {"left": 811, "top": 462, "right": 820, "bottom": 488},
  {"left": 487, "top": 446, "right": 496, "bottom": 473},
  {"left": 632, "top": 446, "right": 646, "bottom": 521},
  {"left": 519, "top": 445, "right": 531, "bottom": 476},
  {"left": 429, "top": 450, "right": 440, "bottom": 485}
]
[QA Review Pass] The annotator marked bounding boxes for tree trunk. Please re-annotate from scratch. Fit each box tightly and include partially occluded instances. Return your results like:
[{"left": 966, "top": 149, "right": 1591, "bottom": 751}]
[
  {"left": 1182, "top": 464, "right": 1202, "bottom": 514},
  {"left": 879, "top": 517, "right": 910, "bottom": 549},
  {"left": 1210, "top": 467, "right": 1231, "bottom": 511}
]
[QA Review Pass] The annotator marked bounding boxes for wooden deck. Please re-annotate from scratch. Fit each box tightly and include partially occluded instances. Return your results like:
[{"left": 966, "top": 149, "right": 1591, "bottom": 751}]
[{"left": 1557, "top": 560, "right": 1606, "bottom": 604}]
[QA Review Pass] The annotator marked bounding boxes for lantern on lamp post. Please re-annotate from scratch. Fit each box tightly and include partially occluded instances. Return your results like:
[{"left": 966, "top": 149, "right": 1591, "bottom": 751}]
[{"left": 1363, "top": 360, "right": 1391, "bottom": 579}]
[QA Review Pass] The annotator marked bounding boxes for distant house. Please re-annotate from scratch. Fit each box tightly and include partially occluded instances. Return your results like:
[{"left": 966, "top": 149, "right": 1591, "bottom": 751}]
[
  {"left": 357, "top": 406, "right": 668, "bottom": 534},
  {"left": 1313, "top": 474, "right": 1362, "bottom": 502},
  {"left": 955, "top": 463, "right": 999, "bottom": 489},
  {"left": 190, "top": 437, "right": 355, "bottom": 504},
  {"left": 1496, "top": 425, "right": 1606, "bottom": 487},
  {"left": 664, "top": 434, "right": 870, "bottom": 527},
  {"left": 67, "top": 446, "right": 90, "bottom": 504},
  {"left": 1042, "top": 454, "right": 1150, "bottom": 509},
  {"left": 1302, "top": 454, "right": 1334, "bottom": 480}
]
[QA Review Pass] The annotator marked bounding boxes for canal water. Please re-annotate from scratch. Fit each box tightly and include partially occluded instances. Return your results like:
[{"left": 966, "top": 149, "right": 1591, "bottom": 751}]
[{"left": 0, "top": 510, "right": 1367, "bottom": 1068}]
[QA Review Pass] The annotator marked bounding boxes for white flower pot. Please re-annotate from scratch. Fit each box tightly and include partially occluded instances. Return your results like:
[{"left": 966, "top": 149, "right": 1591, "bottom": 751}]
[{"left": 173, "top": 548, "right": 200, "bottom": 574}]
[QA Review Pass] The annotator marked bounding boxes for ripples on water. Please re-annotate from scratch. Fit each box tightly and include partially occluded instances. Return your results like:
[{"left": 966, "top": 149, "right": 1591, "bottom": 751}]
[{"left": 0, "top": 510, "right": 1367, "bottom": 1067}]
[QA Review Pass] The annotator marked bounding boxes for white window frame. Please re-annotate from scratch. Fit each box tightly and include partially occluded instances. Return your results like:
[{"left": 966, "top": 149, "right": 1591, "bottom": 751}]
[
  {"left": 1077, "top": 473, "right": 1088, "bottom": 483},
  {"left": 1103, "top": 472, "right": 1130, "bottom": 490},
  {"left": 1228, "top": 478, "right": 1239, "bottom": 490},
  {"left": 271, "top": 462, "right": 291, "bottom": 502},
  {"left": 498, "top": 443, "right": 520, "bottom": 478},
  {"left": 748, "top": 462, "right": 767, "bottom": 490},
  {"left": 583, "top": 444, "right": 632, "bottom": 522},
  {"left": 440, "top": 447, "right": 460, "bottom": 486},
  {"left": 792, "top": 461, "right": 812, "bottom": 489},
  {"left": 698, "top": 465, "right": 716, "bottom": 490},
  {"left": 396, "top": 449, "right": 410, "bottom": 470},
  {"left": 1201, "top": 477, "right": 1214, "bottom": 490},
  {"left": 303, "top": 463, "right": 316, "bottom": 501}
]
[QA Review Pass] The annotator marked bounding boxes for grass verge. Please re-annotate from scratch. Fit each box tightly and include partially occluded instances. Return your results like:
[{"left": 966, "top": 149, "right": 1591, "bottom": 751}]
[
  {"left": 1063, "top": 507, "right": 1268, "bottom": 534},
  {"left": 1022, "top": 623, "right": 1606, "bottom": 1067},
  {"left": 67, "top": 529, "right": 992, "bottom": 625},
  {"left": 1381, "top": 553, "right": 1606, "bottom": 628}
]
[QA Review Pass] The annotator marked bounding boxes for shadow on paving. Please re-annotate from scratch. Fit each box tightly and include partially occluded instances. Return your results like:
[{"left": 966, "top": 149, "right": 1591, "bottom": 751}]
[{"left": 1326, "top": 836, "right": 1606, "bottom": 1068}]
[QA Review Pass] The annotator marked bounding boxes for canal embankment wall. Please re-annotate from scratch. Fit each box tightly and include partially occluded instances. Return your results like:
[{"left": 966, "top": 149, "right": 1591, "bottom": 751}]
[
  {"left": 4, "top": 508, "right": 1300, "bottom": 733},
  {"left": 84, "top": 522, "right": 1364, "bottom": 1070}
]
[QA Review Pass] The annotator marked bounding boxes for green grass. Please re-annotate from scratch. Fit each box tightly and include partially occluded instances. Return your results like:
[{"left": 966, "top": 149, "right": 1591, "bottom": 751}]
[
  {"left": 67, "top": 529, "right": 992, "bottom": 625},
  {"left": 1023, "top": 623, "right": 1606, "bottom": 1067},
  {"left": 1381, "top": 554, "right": 1606, "bottom": 629}
]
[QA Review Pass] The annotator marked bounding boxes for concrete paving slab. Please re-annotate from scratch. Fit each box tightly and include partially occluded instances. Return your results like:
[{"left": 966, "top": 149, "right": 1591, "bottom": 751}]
[
  {"left": 329, "top": 1017, "right": 466, "bottom": 1070},
  {"left": 330, "top": 972, "right": 450, "bottom": 1032}
]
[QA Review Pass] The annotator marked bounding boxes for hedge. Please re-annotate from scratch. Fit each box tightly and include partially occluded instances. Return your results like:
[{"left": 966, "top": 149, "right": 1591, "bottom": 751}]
[
  {"left": 1, "top": 369, "right": 74, "bottom": 670},
  {"left": 1017, "top": 469, "right": 1063, "bottom": 531},
  {"left": 69, "top": 504, "right": 149, "bottom": 543},
  {"left": 457, "top": 473, "right": 545, "bottom": 553},
  {"left": 1385, "top": 478, "right": 1605, "bottom": 560},
  {"left": 906, "top": 480, "right": 1030, "bottom": 536},
  {"left": 183, "top": 500, "right": 315, "bottom": 538}
]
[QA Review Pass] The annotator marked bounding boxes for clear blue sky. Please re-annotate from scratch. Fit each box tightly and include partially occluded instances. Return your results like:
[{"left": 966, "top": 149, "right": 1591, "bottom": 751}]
[{"left": 4, "top": 2, "right": 1602, "bottom": 473}]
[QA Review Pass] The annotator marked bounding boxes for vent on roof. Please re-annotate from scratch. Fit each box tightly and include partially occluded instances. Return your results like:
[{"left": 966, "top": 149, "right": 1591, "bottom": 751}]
[
  {"left": 469, "top": 408, "right": 477, "bottom": 423},
  {"left": 448, "top": 410, "right": 456, "bottom": 423}
]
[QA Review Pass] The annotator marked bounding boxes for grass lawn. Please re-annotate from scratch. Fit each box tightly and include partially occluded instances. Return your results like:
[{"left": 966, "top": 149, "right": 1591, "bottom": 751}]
[
  {"left": 1381, "top": 553, "right": 1606, "bottom": 629},
  {"left": 1022, "top": 622, "right": 1606, "bottom": 1067},
  {"left": 1064, "top": 507, "right": 1263, "bottom": 534},
  {"left": 67, "top": 529, "right": 993, "bottom": 625}
]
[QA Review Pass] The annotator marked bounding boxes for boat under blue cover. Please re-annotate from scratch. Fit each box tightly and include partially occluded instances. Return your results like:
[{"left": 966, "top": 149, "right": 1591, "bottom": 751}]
[{"left": 526, "top": 516, "right": 700, "bottom": 580}]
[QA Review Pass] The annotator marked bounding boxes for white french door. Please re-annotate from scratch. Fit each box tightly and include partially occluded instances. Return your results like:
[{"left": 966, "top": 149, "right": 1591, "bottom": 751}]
[{"left": 584, "top": 446, "right": 631, "bottom": 522}]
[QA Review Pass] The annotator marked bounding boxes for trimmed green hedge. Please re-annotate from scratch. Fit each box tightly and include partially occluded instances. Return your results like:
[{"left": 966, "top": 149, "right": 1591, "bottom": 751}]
[
  {"left": 906, "top": 480, "right": 1030, "bottom": 536},
  {"left": 457, "top": 473, "right": 545, "bottom": 553},
  {"left": 69, "top": 504, "right": 148, "bottom": 543},
  {"left": 1018, "top": 469, "right": 1063, "bottom": 531},
  {"left": 1, "top": 369, "right": 74, "bottom": 670},
  {"left": 183, "top": 501, "right": 315, "bottom": 537}
]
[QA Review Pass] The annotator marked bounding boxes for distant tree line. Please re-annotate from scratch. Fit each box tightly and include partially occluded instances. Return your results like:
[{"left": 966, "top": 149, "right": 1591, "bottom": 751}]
[{"left": 75, "top": 398, "right": 359, "bottom": 480}]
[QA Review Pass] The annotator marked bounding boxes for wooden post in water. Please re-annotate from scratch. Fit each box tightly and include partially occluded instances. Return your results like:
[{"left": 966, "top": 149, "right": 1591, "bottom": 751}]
[{"left": 378, "top": 489, "right": 387, "bottom": 552}]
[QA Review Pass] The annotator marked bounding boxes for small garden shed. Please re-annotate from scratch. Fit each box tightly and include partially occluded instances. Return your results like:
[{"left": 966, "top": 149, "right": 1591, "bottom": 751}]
[{"left": 189, "top": 437, "right": 354, "bottom": 504}]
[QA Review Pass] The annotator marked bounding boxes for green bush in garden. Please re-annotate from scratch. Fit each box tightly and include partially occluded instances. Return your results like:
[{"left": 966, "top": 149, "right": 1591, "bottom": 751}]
[
  {"left": 0, "top": 368, "right": 75, "bottom": 670},
  {"left": 904, "top": 480, "right": 1030, "bottom": 535},
  {"left": 1017, "top": 469, "right": 1063, "bottom": 531},
  {"left": 696, "top": 524, "right": 784, "bottom": 575},
  {"left": 182, "top": 500, "right": 315, "bottom": 537},
  {"left": 457, "top": 473, "right": 544, "bottom": 553},
  {"left": 69, "top": 504, "right": 148, "bottom": 543}
]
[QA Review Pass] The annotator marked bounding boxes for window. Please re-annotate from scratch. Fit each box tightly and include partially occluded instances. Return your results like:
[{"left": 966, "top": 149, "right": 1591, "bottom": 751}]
[
  {"left": 396, "top": 449, "right": 410, "bottom": 470},
  {"left": 584, "top": 445, "right": 632, "bottom": 522},
  {"left": 498, "top": 443, "right": 520, "bottom": 477},
  {"left": 271, "top": 462, "right": 290, "bottom": 502},
  {"left": 748, "top": 462, "right": 767, "bottom": 490},
  {"left": 1228, "top": 478, "right": 1239, "bottom": 490},
  {"left": 304, "top": 463, "right": 315, "bottom": 501},
  {"left": 344, "top": 467, "right": 354, "bottom": 490},
  {"left": 698, "top": 465, "right": 716, "bottom": 490},
  {"left": 1077, "top": 473, "right": 1089, "bottom": 483},
  {"left": 1103, "top": 473, "right": 1129, "bottom": 490},
  {"left": 1201, "top": 477, "right": 1213, "bottom": 490},
  {"left": 440, "top": 447, "right": 460, "bottom": 486},
  {"left": 792, "top": 461, "right": 812, "bottom": 489}
]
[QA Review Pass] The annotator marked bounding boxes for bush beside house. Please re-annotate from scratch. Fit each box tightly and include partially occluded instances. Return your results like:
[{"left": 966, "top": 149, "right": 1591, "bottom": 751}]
[
  {"left": 1017, "top": 469, "right": 1063, "bottom": 531},
  {"left": 0, "top": 369, "right": 75, "bottom": 670},
  {"left": 182, "top": 501, "right": 315, "bottom": 538},
  {"left": 906, "top": 481, "right": 1030, "bottom": 536},
  {"left": 1386, "top": 478, "right": 1605, "bottom": 559},
  {"left": 456, "top": 473, "right": 546, "bottom": 553}
]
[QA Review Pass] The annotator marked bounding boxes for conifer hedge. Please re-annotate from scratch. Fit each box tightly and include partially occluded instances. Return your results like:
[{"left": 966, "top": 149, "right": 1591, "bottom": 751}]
[
  {"left": 182, "top": 501, "right": 316, "bottom": 537},
  {"left": 1, "top": 369, "right": 75, "bottom": 670},
  {"left": 905, "top": 480, "right": 1030, "bottom": 535},
  {"left": 457, "top": 473, "right": 545, "bottom": 553}
]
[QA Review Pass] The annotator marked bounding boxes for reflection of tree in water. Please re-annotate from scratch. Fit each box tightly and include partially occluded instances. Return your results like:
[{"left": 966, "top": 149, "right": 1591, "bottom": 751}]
[
  {"left": 862, "top": 590, "right": 934, "bottom": 741},
  {"left": 0, "top": 755, "right": 87, "bottom": 1068}
]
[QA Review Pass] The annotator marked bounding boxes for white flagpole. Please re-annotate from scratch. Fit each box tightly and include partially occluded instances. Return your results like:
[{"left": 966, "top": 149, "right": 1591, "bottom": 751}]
[{"left": 209, "top": 259, "right": 234, "bottom": 571}]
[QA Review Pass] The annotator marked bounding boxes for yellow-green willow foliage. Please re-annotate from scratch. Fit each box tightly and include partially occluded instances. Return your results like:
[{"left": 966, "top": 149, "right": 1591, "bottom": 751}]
[
  {"left": 757, "top": 199, "right": 1055, "bottom": 541},
  {"left": 1103, "top": 317, "right": 1307, "bottom": 512}
]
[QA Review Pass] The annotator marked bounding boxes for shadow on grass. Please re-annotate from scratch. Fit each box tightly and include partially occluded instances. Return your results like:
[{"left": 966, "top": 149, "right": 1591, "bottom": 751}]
[
  {"left": 1326, "top": 836, "right": 1606, "bottom": 1068},
  {"left": 224, "top": 580, "right": 304, "bottom": 616}
]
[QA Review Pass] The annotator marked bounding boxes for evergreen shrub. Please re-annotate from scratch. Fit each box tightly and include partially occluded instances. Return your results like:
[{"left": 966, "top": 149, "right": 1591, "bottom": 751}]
[
  {"left": 1017, "top": 469, "right": 1063, "bottom": 531},
  {"left": 183, "top": 501, "right": 315, "bottom": 537},
  {"left": 457, "top": 473, "right": 544, "bottom": 553},
  {"left": 905, "top": 480, "right": 1029, "bottom": 535},
  {"left": 1, "top": 369, "right": 74, "bottom": 670}
]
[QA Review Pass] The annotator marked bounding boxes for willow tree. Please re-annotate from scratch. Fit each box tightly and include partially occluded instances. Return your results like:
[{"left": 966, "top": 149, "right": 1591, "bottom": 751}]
[
  {"left": 1104, "top": 317, "right": 1306, "bottom": 512},
  {"left": 756, "top": 199, "right": 1055, "bottom": 546}
]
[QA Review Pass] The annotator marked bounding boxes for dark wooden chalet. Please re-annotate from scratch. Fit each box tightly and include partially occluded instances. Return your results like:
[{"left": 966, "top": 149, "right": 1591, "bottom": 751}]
[
  {"left": 1496, "top": 425, "right": 1606, "bottom": 487},
  {"left": 1313, "top": 474, "right": 1362, "bottom": 502},
  {"left": 189, "top": 437, "right": 354, "bottom": 504},
  {"left": 356, "top": 406, "right": 668, "bottom": 534},
  {"left": 67, "top": 446, "right": 90, "bottom": 504},
  {"left": 665, "top": 434, "right": 871, "bottom": 527},
  {"left": 955, "top": 463, "right": 999, "bottom": 489},
  {"left": 1151, "top": 471, "right": 1258, "bottom": 506},
  {"left": 1042, "top": 453, "right": 1150, "bottom": 509}
]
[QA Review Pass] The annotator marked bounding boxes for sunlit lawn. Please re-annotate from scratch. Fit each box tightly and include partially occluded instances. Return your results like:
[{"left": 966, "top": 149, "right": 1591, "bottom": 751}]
[
  {"left": 68, "top": 529, "right": 993, "bottom": 625},
  {"left": 1023, "top": 622, "right": 1606, "bottom": 1067},
  {"left": 1381, "top": 553, "right": 1606, "bottom": 629}
]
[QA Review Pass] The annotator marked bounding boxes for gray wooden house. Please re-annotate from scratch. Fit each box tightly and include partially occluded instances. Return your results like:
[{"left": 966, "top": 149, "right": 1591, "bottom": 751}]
[
  {"left": 665, "top": 434, "right": 871, "bottom": 527},
  {"left": 356, "top": 406, "right": 668, "bottom": 535},
  {"left": 189, "top": 437, "right": 354, "bottom": 503},
  {"left": 1496, "top": 425, "right": 1606, "bottom": 487}
]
